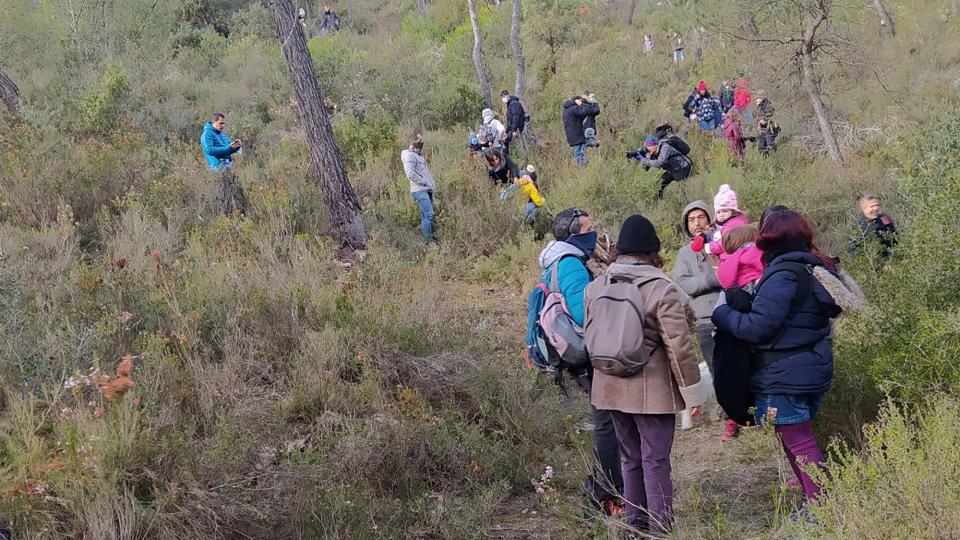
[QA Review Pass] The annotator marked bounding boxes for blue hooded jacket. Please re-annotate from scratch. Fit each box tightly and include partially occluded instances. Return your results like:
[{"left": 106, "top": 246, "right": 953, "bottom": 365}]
[
  {"left": 200, "top": 121, "right": 238, "bottom": 170},
  {"left": 712, "top": 251, "right": 841, "bottom": 394}
]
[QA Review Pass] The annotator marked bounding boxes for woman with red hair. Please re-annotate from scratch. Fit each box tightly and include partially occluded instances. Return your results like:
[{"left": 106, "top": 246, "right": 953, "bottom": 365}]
[{"left": 711, "top": 210, "right": 841, "bottom": 514}]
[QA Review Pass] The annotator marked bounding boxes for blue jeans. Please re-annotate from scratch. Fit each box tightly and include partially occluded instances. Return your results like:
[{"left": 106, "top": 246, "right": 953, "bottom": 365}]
[
  {"left": 411, "top": 190, "right": 434, "bottom": 242},
  {"left": 572, "top": 144, "right": 586, "bottom": 166},
  {"left": 755, "top": 393, "right": 825, "bottom": 426},
  {"left": 523, "top": 201, "right": 540, "bottom": 223}
]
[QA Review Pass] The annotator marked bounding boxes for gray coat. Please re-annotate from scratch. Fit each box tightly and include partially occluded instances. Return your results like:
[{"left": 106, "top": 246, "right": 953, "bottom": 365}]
[
  {"left": 401, "top": 148, "right": 435, "bottom": 194},
  {"left": 673, "top": 200, "right": 722, "bottom": 325}
]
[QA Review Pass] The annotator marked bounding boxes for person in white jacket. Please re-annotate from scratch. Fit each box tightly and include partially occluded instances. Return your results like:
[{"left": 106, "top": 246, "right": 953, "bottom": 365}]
[
  {"left": 400, "top": 133, "right": 436, "bottom": 244},
  {"left": 481, "top": 108, "right": 507, "bottom": 151}
]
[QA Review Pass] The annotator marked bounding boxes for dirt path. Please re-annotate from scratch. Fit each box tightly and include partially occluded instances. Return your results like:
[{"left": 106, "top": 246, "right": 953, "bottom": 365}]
[{"left": 468, "top": 284, "right": 798, "bottom": 539}]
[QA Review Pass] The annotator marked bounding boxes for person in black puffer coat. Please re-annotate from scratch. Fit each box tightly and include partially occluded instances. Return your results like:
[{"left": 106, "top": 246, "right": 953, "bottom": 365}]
[
  {"left": 712, "top": 210, "right": 842, "bottom": 510},
  {"left": 562, "top": 96, "right": 599, "bottom": 166}
]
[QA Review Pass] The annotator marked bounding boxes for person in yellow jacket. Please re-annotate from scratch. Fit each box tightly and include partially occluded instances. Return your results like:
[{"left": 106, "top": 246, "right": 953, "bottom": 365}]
[{"left": 501, "top": 164, "right": 548, "bottom": 240}]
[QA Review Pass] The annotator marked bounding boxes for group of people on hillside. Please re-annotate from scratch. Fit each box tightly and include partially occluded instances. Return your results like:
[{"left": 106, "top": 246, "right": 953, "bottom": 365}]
[
  {"left": 683, "top": 79, "right": 780, "bottom": 159},
  {"left": 523, "top": 182, "right": 896, "bottom": 533}
]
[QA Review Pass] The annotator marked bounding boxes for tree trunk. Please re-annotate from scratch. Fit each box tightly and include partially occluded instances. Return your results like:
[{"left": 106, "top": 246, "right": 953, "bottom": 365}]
[
  {"left": 510, "top": 0, "right": 524, "bottom": 98},
  {"left": 0, "top": 68, "right": 20, "bottom": 117},
  {"left": 626, "top": 0, "right": 637, "bottom": 26},
  {"left": 800, "top": 5, "right": 843, "bottom": 163},
  {"left": 268, "top": 0, "right": 366, "bottom": 249},
  {"left": 800, "top": 46, "right": 843, "bottom": 163},
  {"left": 467, "top": 0, "right": 493, "bottom": 108},
  {"left": 873, "top": 0, "right": 895, "bottom": 37}
]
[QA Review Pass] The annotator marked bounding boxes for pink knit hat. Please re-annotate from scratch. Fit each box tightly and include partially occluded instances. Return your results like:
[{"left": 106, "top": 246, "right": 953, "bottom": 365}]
[{"left": 714, "top": 184, "right": 740, "bottom": 213}]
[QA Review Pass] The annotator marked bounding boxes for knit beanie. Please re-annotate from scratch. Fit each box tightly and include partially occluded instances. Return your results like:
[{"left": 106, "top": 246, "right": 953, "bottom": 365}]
[
  {"left": 644, "top": 135, "right": 659, "bottom": 147},
  {"left": 482, "top": 108, "right": 493, "bottom": 122},
  {"left": 714, "top": 184, "right": 741, "bottom": 213},
  {"left": 616, "top": 215, "right": 661, "bottom": 254},
  {"left": 697, "top": 80, "right": 708, "bottom": 93}
]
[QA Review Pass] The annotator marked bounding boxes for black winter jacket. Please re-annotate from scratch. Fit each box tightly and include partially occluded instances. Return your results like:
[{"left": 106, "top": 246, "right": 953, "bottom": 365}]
[
  {"left": 505, "top": 97, "right": 526, "bottom": 133},
  {"left": 562, "top": 100, "right": 599, "bottom": 146},
  {"left": 712, "top": 252, "right": 841, "bottom": 395}
]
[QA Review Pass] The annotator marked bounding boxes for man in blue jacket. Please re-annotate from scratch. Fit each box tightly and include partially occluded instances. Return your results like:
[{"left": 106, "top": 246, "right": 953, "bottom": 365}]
[
  {"left": 538, "top": 207, "right": 624, "bottom": 515},
  {"left": 200, "top": 113, "right": 242, "bottom": 171}
]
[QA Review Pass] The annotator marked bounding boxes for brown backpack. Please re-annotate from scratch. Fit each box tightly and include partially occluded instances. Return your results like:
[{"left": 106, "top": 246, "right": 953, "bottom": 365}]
[{"left": 584, "top": 274, "right": 664, "bottom": 377}]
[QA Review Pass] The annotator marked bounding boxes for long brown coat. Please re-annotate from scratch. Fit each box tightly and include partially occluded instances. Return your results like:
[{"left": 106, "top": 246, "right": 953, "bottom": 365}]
[{"left": 587, "top": 259, "right": 711, "bottom": 415}]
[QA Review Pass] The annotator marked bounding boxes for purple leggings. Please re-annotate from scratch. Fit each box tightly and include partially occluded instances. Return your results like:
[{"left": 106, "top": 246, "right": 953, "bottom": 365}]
[
  {"left": 610, "top": 412, "right": 676, "bottom": 532},
  {"left": 776, "top": 422, "right": 825, "bottom": 501}
]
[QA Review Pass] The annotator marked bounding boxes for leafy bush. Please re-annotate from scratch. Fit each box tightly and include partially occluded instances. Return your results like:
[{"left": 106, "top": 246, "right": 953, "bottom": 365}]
[{"left": 800, "top": 399, "right": 960, "bottom": 538}]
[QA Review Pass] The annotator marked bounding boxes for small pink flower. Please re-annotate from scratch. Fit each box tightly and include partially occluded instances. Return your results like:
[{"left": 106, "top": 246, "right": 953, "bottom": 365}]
[{"left": 119, "top": 311, "right": 133, "bottom": 323}]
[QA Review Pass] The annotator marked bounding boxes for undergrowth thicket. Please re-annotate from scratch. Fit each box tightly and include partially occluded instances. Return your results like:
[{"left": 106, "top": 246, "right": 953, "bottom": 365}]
[{"left": 1, "top": 0, "right": 959, "bottom": 537}]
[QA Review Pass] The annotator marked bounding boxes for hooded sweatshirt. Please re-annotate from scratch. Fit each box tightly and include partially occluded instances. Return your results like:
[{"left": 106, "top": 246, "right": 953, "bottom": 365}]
[
  {"left": 482, "top": 108, "right": 506, "bottom": 143},
  {"left": 673, "top": 201, "right": 722, "bottom": 325},
  {"left": 733, "top": 79, "right": 752, "bottom": 110},
  {"left": 538, "top": 241, "right": 591, "bottom": 326}
]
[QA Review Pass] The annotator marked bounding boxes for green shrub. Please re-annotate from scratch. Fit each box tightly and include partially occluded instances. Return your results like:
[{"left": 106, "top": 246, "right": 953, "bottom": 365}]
[
  {"left": 79, "top": 66, "right": 130, "bottom": 135},
  {"left": 798, "top": 399, "right": 960, "bottom": 538}
]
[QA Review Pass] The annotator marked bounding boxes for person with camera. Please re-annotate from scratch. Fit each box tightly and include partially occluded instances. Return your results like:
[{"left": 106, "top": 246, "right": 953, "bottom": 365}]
[{"left": 627, "top": 136, "right": 693, "bottom": 201}]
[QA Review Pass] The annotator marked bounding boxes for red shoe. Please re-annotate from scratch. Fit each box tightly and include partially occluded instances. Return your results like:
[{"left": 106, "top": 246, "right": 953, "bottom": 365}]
[
  {"left": 603, "top": 499, "right": 625, "bottom": 516},
  {"left": 720, "top": 419, "right": 741, "bottom": 442}
]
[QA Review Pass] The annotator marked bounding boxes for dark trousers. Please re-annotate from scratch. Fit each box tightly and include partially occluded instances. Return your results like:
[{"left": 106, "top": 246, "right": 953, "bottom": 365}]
[
  {"left": 610, "top": 412, "right": 676, "bottom": 533},
  {"left": 695, "top": 323, "right": 716, "bottom": 375},
  {"left": 655, "top": 164, "right": 692, "bottom": 200},
  {"left": 578, "top": 374, "right": 624, "bottom": 507}
]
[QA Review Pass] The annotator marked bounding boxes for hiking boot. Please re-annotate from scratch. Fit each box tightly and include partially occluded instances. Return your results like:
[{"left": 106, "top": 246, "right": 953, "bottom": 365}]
[
  {"left": 719, "top": 419, "right": 741, "bottom": 441},
  {"left": 603, "top": 499, "right": 625, "bottom": 517}
]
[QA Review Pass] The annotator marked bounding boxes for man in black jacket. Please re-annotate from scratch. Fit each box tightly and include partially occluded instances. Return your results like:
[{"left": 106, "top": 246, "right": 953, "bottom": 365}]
[
  {"left": 501, "top": 90, "right": 526, "bottom": 137},
  {"left": 847, "top": 194, "right": 898, "bottom": 261},
  {"left": 562, "top": 95, "right": 599, "bottom": 166}
]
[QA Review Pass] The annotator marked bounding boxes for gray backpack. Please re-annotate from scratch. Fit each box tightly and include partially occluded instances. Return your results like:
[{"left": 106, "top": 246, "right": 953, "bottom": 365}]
[{"left": 584, "top": 274, "right": 663, "bottom": 377}]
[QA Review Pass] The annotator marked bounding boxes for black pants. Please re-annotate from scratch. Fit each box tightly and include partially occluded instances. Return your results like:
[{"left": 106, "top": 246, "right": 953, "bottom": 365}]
[
  {"left": 578, "top": 374, "right": 624, "bottom": 505},
  {"left": 655, "top": 165, "right": 692, "bottom": 200}
]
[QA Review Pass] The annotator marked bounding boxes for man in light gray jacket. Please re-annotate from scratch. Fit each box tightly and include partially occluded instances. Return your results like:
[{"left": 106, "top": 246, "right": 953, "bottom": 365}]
[
  {"left": 401, "top": 133, "right": 436, "bottom": 243},
  {"left": 673, "top": 200, "right": 722, "bottom": 371}
]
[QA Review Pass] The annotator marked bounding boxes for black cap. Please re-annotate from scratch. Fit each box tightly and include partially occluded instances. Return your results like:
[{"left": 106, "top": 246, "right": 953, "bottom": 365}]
[{"left": 616, "top": 215, "right": 661, "bottom": 254}]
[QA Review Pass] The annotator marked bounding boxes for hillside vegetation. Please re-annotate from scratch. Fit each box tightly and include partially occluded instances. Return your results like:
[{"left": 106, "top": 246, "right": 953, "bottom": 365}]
[{"left": 1, "top": 0, "right": 959, "bottom": 538}]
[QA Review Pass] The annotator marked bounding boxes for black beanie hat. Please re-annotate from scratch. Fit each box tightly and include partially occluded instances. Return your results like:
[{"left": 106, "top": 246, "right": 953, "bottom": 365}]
[{"left": 616, "top": 214, "right": 661, "bottom": 254}]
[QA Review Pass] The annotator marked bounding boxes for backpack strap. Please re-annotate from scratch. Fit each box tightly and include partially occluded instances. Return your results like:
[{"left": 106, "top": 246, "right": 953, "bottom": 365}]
[{"left": 756, "top": 262, "right": 811, "bottom": 312}]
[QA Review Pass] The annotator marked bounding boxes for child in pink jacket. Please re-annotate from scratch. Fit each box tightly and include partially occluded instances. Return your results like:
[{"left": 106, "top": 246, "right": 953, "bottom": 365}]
[
  {"left": 716, "top": 224, "right": 764, "bottom": 290},
  {"left": 690, "top": 184, "right": 749, "bottom": 263}
]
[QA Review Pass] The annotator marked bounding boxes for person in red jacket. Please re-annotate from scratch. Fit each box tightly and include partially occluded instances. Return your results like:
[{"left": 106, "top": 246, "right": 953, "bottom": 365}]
[{"left": 733, "top": 79, "right": 754, "bottom": 124}]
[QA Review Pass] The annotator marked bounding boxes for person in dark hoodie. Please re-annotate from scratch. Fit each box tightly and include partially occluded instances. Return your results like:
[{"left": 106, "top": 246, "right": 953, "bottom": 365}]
[
  {"left": 537, "top": 208, "right": 624, "bottom": 515},
  {"left": 562, "top": 95, "right": 600, "bottom": 166},
  {"left": 483, "top": 146, "right": 520, "bottom": 185},
  {"left": 628, "top": 136, "right": 694, "bottom": 201},
  {"left": 846, "top": 194, "right": 897, "bottom": 262},
  {"left": 712, "top": 210, "right": 842, "bottom": 515}
]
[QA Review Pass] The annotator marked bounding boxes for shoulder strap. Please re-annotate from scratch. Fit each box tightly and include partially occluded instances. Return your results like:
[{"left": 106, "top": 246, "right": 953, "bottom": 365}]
[
  {"left": 757, "top": 262, "right": 811, "bottom": 312},
  {"left": 549, "top": 259, "right": 561, "bottom": 293}
]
